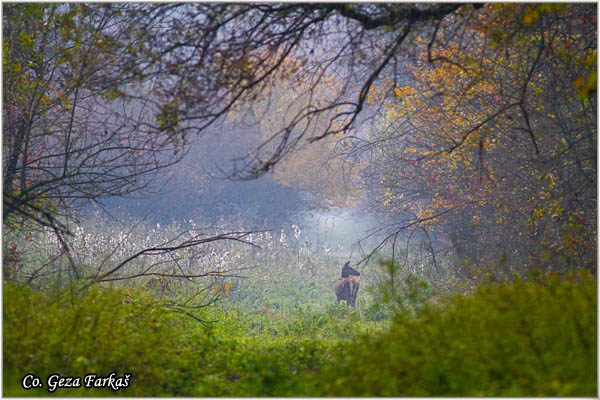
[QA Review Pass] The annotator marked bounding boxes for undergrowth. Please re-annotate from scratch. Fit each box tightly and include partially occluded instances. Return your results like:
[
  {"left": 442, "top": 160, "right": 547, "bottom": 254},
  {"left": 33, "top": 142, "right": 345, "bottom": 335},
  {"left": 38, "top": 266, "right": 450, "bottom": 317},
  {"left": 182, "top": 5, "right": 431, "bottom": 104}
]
[{"left": 3, "top": 271, "right": 596, "bottom": 396}]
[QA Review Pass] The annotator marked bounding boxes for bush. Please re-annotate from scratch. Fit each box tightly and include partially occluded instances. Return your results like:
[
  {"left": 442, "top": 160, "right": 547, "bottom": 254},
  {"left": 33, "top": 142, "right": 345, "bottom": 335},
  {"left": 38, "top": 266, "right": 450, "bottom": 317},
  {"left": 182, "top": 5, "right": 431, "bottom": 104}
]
[
  {"left": 304, "top": 272, "right": 597, "bottom": 396},
  {"left": 194, "top": 335, "right": 326, "bottom": 396},
  {"left": 3, "top": 283, "right": 199, "bottom": 396},
  {"left": 364, "top": 259, "right": 434, "bottom": 321}
]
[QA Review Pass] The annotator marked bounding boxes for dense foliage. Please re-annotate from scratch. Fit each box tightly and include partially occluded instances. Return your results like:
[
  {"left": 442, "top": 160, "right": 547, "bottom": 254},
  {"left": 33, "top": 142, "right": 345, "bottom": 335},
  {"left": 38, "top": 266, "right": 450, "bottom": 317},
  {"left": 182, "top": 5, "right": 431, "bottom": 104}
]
[{"left": 4, "top": 284, "right": 193, "bottom": 396}]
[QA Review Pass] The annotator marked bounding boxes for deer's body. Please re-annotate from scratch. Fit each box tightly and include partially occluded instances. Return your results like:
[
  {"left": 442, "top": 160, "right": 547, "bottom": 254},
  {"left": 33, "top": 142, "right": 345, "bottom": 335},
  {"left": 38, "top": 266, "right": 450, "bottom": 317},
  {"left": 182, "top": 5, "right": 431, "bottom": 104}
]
[{"left": 335, "top": 262, "right": 360, "bottom": 307}]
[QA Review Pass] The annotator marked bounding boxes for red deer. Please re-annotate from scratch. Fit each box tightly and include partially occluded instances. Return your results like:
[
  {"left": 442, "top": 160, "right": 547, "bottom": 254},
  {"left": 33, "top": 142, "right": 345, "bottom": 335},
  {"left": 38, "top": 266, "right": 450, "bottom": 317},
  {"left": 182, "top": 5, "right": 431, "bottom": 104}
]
[{"left": 335, "top": 262, "right": 360, "bottom": 307}]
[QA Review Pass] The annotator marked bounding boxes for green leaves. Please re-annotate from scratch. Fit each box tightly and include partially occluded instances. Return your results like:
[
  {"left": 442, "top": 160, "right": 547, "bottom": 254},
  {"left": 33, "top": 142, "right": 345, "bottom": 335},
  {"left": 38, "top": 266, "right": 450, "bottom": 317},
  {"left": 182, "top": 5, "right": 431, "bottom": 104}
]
[
  {"left": 3, "top": 284, "right": 193, "bottom": 396},
  {"left": 157, "top": 102, "right": 180, "bottom": 137},
  {"left": 101, "top": 86, "right": 124, "bottom": 102}
]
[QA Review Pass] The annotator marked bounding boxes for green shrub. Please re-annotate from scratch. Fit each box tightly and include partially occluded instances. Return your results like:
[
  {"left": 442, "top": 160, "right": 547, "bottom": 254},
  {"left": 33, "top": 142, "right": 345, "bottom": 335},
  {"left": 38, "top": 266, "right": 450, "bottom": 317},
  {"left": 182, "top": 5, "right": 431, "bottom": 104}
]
[
  {"left": 304, "top": 272, "right": 597, "bottom": 396},
  {"left": 364, "top": 259, "right": 434, "bottom": 321},
  {"left": 3, "top": 283, "right": 200, "bottom": 396},
  {"left": 194, "top": 335, "right": 326, "bottom": 397}
]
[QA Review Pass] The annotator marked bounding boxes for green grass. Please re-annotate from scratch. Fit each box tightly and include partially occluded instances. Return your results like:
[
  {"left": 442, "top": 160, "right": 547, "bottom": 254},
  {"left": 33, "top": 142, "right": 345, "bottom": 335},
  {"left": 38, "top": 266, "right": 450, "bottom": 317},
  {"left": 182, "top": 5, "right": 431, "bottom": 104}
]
[{"left": 3, "top": 271, "right": 596, "bottom": 397}]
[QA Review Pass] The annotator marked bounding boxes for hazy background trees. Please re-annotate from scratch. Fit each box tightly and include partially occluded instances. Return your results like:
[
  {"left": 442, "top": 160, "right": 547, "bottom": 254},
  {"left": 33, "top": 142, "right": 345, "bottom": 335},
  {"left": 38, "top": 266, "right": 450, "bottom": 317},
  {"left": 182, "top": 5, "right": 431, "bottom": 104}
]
[{"left": 100, "top": 120, "right": 311, "bottom": 227}]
